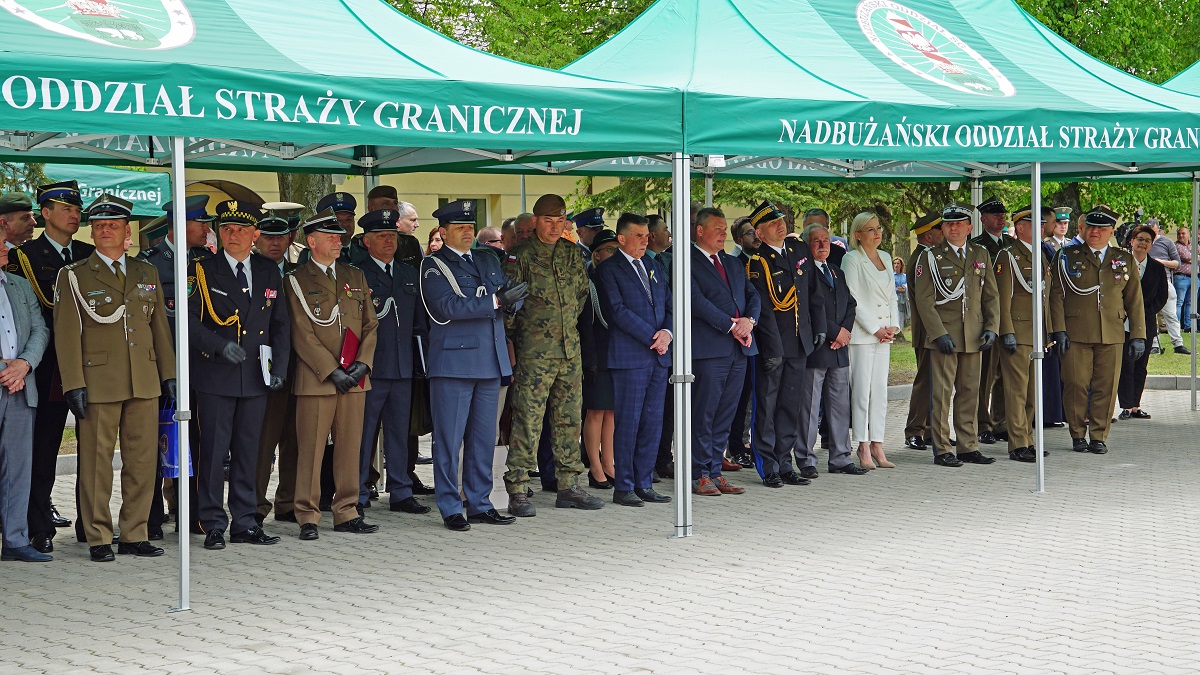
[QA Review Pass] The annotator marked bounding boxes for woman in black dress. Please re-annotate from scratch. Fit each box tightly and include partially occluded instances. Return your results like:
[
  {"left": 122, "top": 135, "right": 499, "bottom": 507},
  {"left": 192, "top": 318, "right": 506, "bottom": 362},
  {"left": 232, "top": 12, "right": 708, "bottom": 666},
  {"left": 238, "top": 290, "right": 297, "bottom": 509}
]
[{"left": 580, "top": 230, "right": 621, "bottom": 488}]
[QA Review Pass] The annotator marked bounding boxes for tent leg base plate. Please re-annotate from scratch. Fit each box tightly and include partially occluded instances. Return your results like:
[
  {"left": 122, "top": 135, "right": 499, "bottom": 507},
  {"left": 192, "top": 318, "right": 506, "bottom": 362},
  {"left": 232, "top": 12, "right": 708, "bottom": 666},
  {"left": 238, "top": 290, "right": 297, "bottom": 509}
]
[
  {"left": 168, "top": 607, "right": 191, "bottom": 614},
  {"left": 669, "top": 527, "right": 694, "bottom": 539}
]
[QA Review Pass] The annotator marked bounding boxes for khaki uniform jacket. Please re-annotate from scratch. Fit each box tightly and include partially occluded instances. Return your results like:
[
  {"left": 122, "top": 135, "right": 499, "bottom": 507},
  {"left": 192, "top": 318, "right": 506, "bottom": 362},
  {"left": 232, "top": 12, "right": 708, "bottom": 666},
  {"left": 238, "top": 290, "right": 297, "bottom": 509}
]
[
  {"left": 502, "top": 237, "right": 588, "bottom": 360},
  {"left": 911, "top": 240, "right": 999, "bottom": 353},
  {"left": 1049, "top": 244, "right": 1145, "bottom": 344},
  {"left": 284, "top": 260, "right": 378, "bottom": 396},
  {"left": 996, "top": 242, "right": 1051, "bottom": 346},
  {"left": 53, "top": 252, "right": 176, "bottom": 403},
  {"left": 907, "top": 245, "right": 927, "bottom": 348}
]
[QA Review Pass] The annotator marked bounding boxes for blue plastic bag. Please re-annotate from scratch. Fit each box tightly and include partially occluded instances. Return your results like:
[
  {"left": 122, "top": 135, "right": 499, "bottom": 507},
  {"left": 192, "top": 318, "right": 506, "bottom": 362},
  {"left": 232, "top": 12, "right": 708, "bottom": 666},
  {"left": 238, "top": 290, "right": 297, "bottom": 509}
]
[{"left": 158, "top": 398, "right": 191, "bottom": 478}]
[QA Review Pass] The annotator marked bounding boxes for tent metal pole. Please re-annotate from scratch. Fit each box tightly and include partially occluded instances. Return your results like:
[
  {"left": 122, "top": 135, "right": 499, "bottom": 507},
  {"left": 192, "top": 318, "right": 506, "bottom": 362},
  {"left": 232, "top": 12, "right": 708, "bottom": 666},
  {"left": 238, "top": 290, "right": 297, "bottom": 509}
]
[
  {"left": 169, "top": 136, "right": 192, "bottom": 612},
  {"left": 363, "top": 158, "right": 379, "bottom": 203},
  {"left": 519, "top": 175, "right": 527, "bottom": 213},
  {"left": 704, "top": 174, "right": 713, "bottom": 207},
  {"left": 670, "top": 152, "right": 693, "bottom": 539},
  {"left": 1191, "top": 177, "right": 1198, "bottom": 411},
  {"left": 1031, "top": 162, "right": 1045, "bottom": 493},
  {"left": 970, "top": 177, "right": 983, "bottom": 238}
]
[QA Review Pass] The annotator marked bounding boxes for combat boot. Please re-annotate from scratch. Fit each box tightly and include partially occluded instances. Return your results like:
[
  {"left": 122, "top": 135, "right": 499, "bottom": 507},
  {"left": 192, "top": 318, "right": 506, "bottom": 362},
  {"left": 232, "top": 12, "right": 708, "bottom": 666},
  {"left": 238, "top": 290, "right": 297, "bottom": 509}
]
[
  {"left": 508, "top": 493, "right": 536, "bottom": 518},
  {"left": 555, "top": 486, "right": 604, "bottom": 510}
]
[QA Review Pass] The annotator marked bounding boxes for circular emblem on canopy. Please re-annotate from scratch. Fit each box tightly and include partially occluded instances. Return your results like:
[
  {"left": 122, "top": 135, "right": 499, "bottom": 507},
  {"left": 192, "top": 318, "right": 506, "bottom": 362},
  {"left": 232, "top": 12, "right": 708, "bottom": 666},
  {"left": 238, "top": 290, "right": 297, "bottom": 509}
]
[
  {"left": 857, "top": 0, "right": 1015, "bottom": 98},
  {"left": 0, "top": 0, "right": 196, "bottom": 50}
]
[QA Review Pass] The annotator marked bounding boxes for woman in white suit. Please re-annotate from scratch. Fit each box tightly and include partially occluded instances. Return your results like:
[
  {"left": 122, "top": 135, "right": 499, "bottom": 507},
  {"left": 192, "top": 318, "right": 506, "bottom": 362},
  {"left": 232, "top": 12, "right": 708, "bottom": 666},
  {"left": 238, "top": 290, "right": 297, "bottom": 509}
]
[{"left": 841, "top": 212, "right": 900, "bottom": 469}]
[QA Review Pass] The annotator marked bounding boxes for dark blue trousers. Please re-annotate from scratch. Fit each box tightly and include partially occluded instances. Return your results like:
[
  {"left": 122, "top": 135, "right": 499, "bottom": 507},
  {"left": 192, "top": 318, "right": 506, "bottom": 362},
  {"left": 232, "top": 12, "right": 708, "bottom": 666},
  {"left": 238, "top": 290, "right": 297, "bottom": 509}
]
[
  {"left": 359, "top": 377, "right": 413, "bottom": 505},
  {"left": 691, "top": 354, "right": 747, "bottom": 480},
  {"left": 611, "top": 365, "right": 669, "bottom": 492},
  {"left": 430, "top": 377, "right": 500, "bottom": 519}
]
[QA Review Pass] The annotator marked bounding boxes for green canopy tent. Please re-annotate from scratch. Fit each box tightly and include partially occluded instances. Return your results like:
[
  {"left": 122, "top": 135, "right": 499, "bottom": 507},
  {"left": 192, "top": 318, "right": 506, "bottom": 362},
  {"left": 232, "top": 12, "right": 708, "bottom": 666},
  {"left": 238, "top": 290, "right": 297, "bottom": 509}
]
[
  {"left": 43, "top": 164, "right": 170, "bottom": 218},
  {"left": 0, "top": 0, "right": 682, "bottom": 610},
  {"left": 527, "top": 0, "right": 1200, "bottom": 530}
]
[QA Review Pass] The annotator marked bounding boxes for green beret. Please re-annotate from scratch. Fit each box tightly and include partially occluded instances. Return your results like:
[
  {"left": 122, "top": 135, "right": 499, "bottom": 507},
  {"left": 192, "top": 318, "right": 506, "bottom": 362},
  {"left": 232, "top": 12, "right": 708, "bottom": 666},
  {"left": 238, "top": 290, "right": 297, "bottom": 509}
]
[{"left": 0, "top": 192, "right": 33, "bottom": 215}]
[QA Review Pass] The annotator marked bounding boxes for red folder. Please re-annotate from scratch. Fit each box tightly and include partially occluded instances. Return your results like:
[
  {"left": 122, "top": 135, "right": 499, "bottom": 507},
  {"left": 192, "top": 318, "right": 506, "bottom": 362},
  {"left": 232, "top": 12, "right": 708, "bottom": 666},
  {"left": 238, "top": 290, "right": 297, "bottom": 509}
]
[{"left": 339, "top": 328, "right": 365, "bottom": 387}]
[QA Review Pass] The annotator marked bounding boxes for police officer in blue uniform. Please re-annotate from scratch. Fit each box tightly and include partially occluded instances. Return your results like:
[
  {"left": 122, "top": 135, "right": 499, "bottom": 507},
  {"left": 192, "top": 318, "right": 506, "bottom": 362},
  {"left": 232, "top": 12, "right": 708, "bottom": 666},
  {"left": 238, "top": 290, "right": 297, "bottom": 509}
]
[
  {"left": 419, "top": 200, "right": 528, "bottom": 531},
  {"left": 356, "top": 209, "right": 430, "bottom": 516}
]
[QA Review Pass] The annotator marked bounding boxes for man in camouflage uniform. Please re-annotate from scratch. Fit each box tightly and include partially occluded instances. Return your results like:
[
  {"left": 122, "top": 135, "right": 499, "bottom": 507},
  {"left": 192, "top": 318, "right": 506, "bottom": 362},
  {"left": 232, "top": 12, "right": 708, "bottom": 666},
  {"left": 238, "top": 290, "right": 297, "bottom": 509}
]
[{"left": 501, "top": 194, "right": 604, "bottom": 517}]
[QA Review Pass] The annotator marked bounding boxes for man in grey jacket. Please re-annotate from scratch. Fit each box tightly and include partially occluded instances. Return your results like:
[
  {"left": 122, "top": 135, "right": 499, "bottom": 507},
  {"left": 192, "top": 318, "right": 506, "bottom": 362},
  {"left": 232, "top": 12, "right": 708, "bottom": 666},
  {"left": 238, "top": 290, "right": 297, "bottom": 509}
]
[{"left": 0, "top": 228, "right": 51, "bottom": 562}]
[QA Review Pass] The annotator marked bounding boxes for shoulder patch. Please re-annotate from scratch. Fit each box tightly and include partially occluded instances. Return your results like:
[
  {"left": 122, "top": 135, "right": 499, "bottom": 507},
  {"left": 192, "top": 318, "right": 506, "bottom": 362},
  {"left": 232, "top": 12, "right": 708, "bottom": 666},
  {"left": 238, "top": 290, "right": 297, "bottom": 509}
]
[{"left": 507, "top": 255, "right": 518, "bottom": 261}]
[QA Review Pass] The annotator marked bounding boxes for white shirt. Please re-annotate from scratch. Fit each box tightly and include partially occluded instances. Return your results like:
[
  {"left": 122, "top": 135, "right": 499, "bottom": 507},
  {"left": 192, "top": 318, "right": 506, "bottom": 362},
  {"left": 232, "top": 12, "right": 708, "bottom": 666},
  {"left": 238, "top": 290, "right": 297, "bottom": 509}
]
[
  {"left": 42, "top": 233, "right": 71, "bottom": 261},
  {"left": 766, "top": 243, "right": 786, "bottom": 257},
  {"left": 95, "top": 251, "right": 128, "bottom": 277},
  {"left": 372, "top": 256, "right": 391, "bottom": 274},
  {"left": 225, "top": 251, "right": 252, "bottom": 294},
  {"left": 694, "top": 243, "right": 722, "bottom": 267},
  {"left": 0, "top": 272, "right": 18, "bottom": 362}
]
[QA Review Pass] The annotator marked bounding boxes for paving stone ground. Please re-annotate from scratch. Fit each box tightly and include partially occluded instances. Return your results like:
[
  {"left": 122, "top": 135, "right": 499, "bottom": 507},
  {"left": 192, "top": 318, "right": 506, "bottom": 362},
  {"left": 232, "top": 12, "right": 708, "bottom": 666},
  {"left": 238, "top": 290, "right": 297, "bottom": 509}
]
[{"left": 3, "top": 391, "right": 1200, "bottom": 674}]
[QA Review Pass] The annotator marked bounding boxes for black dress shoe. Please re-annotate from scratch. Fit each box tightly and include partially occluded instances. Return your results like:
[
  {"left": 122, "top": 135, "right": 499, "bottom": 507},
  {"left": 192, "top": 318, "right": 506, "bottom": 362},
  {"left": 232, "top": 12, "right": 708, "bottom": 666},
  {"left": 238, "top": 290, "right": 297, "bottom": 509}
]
[
  {"left": 588, "top": 474, "right": 614, "bottom": 489},
  {"left": 1071, "top": 437, "right": 1089, "bottom": 452},
  {"left": 334, "top": 517, "right": 379, "bottom": 534},
  {"left": 799, "top": 466, "right": 819, "bottom": 480},
  {"left": 934, "top": 453, "right": 963, "bottom": 467},
  {"left": 410, "top": 478, "right": 436, "bottom": 496},
  {"left": 1088, "top": 440, "right": 1108, "bottom": 454},
  {"left": 1009, "top": 447, "right": 1036, "bottom": 463},
  {"left": 949, "top": 437, "right": 957, "bottom": 446},
  {"left": 415, "top": 454, "right": 434, "bottom": 465},
  {"left": 49, "top": 505, "right": 70, "bottom": 528},
  {"left": 390, "top": 497, "right": 431, "bottom": 514},
  {"left": 634, "top": 487, "right": 672, "bottom": 503},
  {"left": 994, "top": 430, "right": 1009, "bottom": 441},
  {"left": 368, "top": 484, "right": 380, "bottom": 501},
  {"left": 467, "top": 509, "right": 516, "bottom": 525},
  {"left": 443, "top": 514, "right": 471, "bottom": 531},
  {"left": 299, "top": 524, "right": 319, "bottom": 540},
  {"left": 978, "top": 431, "right": 997, "bottom": 444},
  {"left": 613, "top": 490, "right": 644, "bottom": 507},
  {"left": 355, "top": 504, "right": 365, "bottom": 518},
  {"left": 780, "top": 471, "right": 811, "bottom": 486},
  {"left": 254, "top": 514, "right": 266, "bottom": 527},
  {"left": 90, "top": 545, "right": 115, "bottom": 562},
  {"left": 117, "top": 541, "right": 164, "bottom": 557},
  {"left": 736, "top": 452, "right": 754, "bottom": 468},
  {"left": 149, "top": 525, "right": 164, "bottom": 540},
  {"left": 1048, "top": 422, "right": 1065, "bottom": 428},
  {"left": 957, "top": 451, "right": 996, "bottom": 465},
  {"left": 828, "top": 464, "right": 871, "bottom": 475},
  {"left": 1130, "top": 409, "right": 1151, "bottom": 419},
  {"left": 1118, "top": 409, "right": 1132, "bottom": 420},
  {"left": 651, "top": 471, "right": 662, "bottom": 484},
  {"left": 905, "top": 436, "right": 926, "bottom": 449},
  {"left": 230, "top": 526, "right": 281, "bottom": 545},
  {"left": 203, "top": 529, "right": 226, "bottom": 550},
  {"left": 31, "top": 534, "right": 53, "bottom": 553},
  {"left": 762, "top": 472, "right": 784, "bottom": 488},
  {"left": 275, "top": 510, "right": 297, "bottom": 523}
]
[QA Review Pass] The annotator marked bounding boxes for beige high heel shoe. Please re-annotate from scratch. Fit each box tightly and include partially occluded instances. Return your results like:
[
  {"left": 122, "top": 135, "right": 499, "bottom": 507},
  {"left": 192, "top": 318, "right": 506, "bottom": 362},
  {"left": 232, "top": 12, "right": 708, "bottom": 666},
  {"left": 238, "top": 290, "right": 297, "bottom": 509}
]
[
  {"left": 871, "top": 443, "right": 896, "bottom": 468},
  {"left": 858, "top": 446, "right": 876, "bottom": 470}
]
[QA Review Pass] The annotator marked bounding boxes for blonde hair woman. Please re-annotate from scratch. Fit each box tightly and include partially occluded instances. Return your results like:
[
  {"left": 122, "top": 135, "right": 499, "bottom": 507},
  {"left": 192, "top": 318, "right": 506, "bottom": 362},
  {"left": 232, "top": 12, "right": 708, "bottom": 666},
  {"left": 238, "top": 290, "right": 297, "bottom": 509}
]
[{"left": 840, "top": 212, "right": 900, "bottom": 468}]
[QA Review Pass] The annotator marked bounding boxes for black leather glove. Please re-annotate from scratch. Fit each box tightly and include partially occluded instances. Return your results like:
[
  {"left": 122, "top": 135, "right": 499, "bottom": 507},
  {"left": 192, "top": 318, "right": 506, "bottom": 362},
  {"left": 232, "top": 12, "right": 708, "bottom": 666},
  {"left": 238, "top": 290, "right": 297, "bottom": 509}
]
[
  {"left": 1050, "top": 331, "right": 1070, "bottom": 356},
  {"left": 979, "top": 330, "right": 997, "bottom": 351},
  {"left": 812, "top": 332, "right": 826, "bottom": 349},
  {"left": 218, "top": 341, "right": 246, "bottom": 364},
  {"left": 934, "top": 334, "right": 956, "bottom": 355},
  {"left": 344, "top": 361, "right": 370, "bottom": 383},
  {"left": 163, "top": 378, "right": 177, "bottom": 400},
  {"left": 497, "top": 281, "right": 530, "bottom": 313},
  {"left": 762, "top": 356, "right": 783, "bottom": 372},
  {"left": 1128, "top": 338, "right": 1146, "bottom": 361},
  {"left": 327, "top": 368, "right": 357, "bottom": 394},
  {"left": 268, "top": 375, "right": 286, "bottom": 392},
  {"left": 65, "top": 387, "right": 87, "bottom": 420},
  {"left": 1001, "top": 333, "right": 1018, "bottom": 354}
]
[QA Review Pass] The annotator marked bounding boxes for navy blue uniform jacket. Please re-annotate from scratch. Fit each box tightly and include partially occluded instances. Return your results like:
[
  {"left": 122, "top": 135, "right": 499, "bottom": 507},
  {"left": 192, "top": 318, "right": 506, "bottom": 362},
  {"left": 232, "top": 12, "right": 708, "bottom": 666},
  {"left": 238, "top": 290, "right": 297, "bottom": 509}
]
[
  {"left": 362, "top": 257, "right": 426, "bottom": 380},
  {"left": 419, "top": 247, "right": 511, "bottom": 380}
]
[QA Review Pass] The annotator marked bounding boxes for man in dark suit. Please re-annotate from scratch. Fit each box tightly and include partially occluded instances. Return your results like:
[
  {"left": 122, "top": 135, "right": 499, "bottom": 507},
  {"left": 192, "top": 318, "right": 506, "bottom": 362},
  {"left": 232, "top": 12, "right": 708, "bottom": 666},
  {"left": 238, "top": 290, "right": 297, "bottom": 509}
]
[
  {"left": 727, "top": 216, "right": 760, "bottom": 468},
  {"left": 596, "top": 213, "right": 673, "bottom": 507},
  {"left": 189, "top": 201, "right": 291, "bottom": 549},
  {"left": 972, "top": 197, "right": 1017, "bottom": 445},
  {"left": 9, "top": 181, "right": 94, "bottom": 554},
  {"left": 797, "top": 223, "right": 871, "bottom": 477},
  {"left": 689, "top": 208, "right": 760, "bottom": 497},
  {"left": 356, "top": 209, "right": 430, "bottom": 517},
  {"left": 801, "top": 208, "right": 845, "bottom": 267},
  {"left": 420, "top": 200, "right": 527, "bottom": 531},
  {"left": 744, "top": 201, "right": 826, "bottom": 488}
]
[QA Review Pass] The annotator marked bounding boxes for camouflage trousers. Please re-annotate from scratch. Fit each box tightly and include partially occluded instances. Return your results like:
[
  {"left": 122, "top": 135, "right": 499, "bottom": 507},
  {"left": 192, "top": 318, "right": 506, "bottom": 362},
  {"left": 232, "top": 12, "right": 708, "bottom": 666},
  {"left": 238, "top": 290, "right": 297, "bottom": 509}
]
[{"left": 504, "top": 356, "right": 584, "bottom": 494}]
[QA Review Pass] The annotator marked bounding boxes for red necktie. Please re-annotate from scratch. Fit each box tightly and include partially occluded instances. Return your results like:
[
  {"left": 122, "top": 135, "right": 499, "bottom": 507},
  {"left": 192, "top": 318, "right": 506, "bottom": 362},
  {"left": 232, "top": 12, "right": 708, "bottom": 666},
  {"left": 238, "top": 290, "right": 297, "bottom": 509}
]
[{"left": 712, "top": 253, "right": 739, "bottom": 318}]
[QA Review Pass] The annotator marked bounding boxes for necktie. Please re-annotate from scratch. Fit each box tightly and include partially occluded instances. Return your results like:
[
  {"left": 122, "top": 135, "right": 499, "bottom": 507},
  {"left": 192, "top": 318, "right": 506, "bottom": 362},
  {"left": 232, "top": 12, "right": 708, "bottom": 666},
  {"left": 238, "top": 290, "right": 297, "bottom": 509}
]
[
  {"left": 62, "top": 246, "right": 71, "bottom": 263},
  {"left": 463, "top": 252, "right": 478, "bottom": 274},
  {"left": 821, "top": 262, "right": 834, "bottom": 287},
  {"left": 113, "top": 260, "right": 124, "bottom": 286},
  {"left": 958, "top": 247, "right": 965, "bottom": 261},
  {"left": 711, "top": 254, "right": 729, "bottom": 286},
  {"left": 384, "top": 263, "right": 392, "bottom": 278},
  {"left": 325, "top": 267, "right": 335, "bottom": 285},
  {"left": 236, "top": 261, "right": 249, "bottom": 294},
  {"left": 1093, "top": 250, "right": 1102, "bottom": 264},
  {"left": 635, "top": 258, "right": 653, "bottom": 303}
]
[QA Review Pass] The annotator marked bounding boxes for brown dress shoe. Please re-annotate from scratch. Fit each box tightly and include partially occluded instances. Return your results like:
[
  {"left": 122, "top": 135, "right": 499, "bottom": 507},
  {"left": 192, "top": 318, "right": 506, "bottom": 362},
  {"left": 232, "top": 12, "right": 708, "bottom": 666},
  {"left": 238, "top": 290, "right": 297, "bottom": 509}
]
[
  {"left": 712, "top": 476, "right": 745, "bottom": 494},
  {"left": 692, "top": 477, "right": 722, "bottom": 496},
  {"left": 720, "top": 458, "right": 743, "bottom": 472}
]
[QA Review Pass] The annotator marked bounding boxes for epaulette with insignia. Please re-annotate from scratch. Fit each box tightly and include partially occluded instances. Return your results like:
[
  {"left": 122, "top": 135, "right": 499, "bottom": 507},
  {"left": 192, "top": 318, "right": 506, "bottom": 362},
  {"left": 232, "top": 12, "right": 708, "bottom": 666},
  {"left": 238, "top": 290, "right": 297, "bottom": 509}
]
[{"left": 64, "top": 259, "right": 87, "bottom": 271}]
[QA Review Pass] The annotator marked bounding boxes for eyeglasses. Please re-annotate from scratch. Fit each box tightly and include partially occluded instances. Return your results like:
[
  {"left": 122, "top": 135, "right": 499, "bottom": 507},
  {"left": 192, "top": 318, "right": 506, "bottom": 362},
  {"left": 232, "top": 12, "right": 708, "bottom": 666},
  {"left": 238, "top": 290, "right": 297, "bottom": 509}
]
[
  {"left": 1132, "top": 236, "right": 1154, "bottom": 244},
  {"left": 483, "top": 238, "right": 501, "bottom": 244}
]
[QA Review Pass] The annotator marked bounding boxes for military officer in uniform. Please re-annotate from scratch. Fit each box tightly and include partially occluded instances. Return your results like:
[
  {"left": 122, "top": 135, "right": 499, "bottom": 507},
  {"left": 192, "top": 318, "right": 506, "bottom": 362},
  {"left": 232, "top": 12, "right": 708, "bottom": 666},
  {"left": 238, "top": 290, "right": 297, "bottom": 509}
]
[
  {"left": 744, "top": 201, "right": 826, "bottom": 488},
  {"left": 284, "top": 208, "right": 379, "bottom": 540},
  {"left": 253, "top": 208, "right": 302, "bottom": 524},
  {"left": 54, "top": 194, "right": 176, "bottom": 562},
  {"left": 971, "top": 197, "right": 1016, "bottom": 446},
  {"left": 420, "top": 200, "right": 527, "bottom": 531},
  {"left": 297, "top": 193, "right": 356, "bottom": 265},
  {"left": 996, "top": 205, "right": 1053, "bottom": 463},
  {"left": 903, "top": 210, "right": 943, "bottom": 450},
  {"left": 502, "top": 194, "right": 604, "bottom": 516},
  {"left": 1049, "top": 206, "right": 1146, "bottom": 454},
  {"left": 189, "top": 201, "right": 290, "bottom": 549},
  {"left": 572, "top": 207, "right": 606, "bottom": 262},
  {"left": 355, "top": 209, "right": 430, "bottom": 516},
  {"left": 138, "top": 194, "right": 214, "bottom": 537},
  {"left": 351, "top": 186, "right": 423, "bottom": 270},
  {"left": 10, "top": 181, "right": 94, "bottom": 554},
  {"left": 911, "top": 202, "right": 999, "bottom": 467}
]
